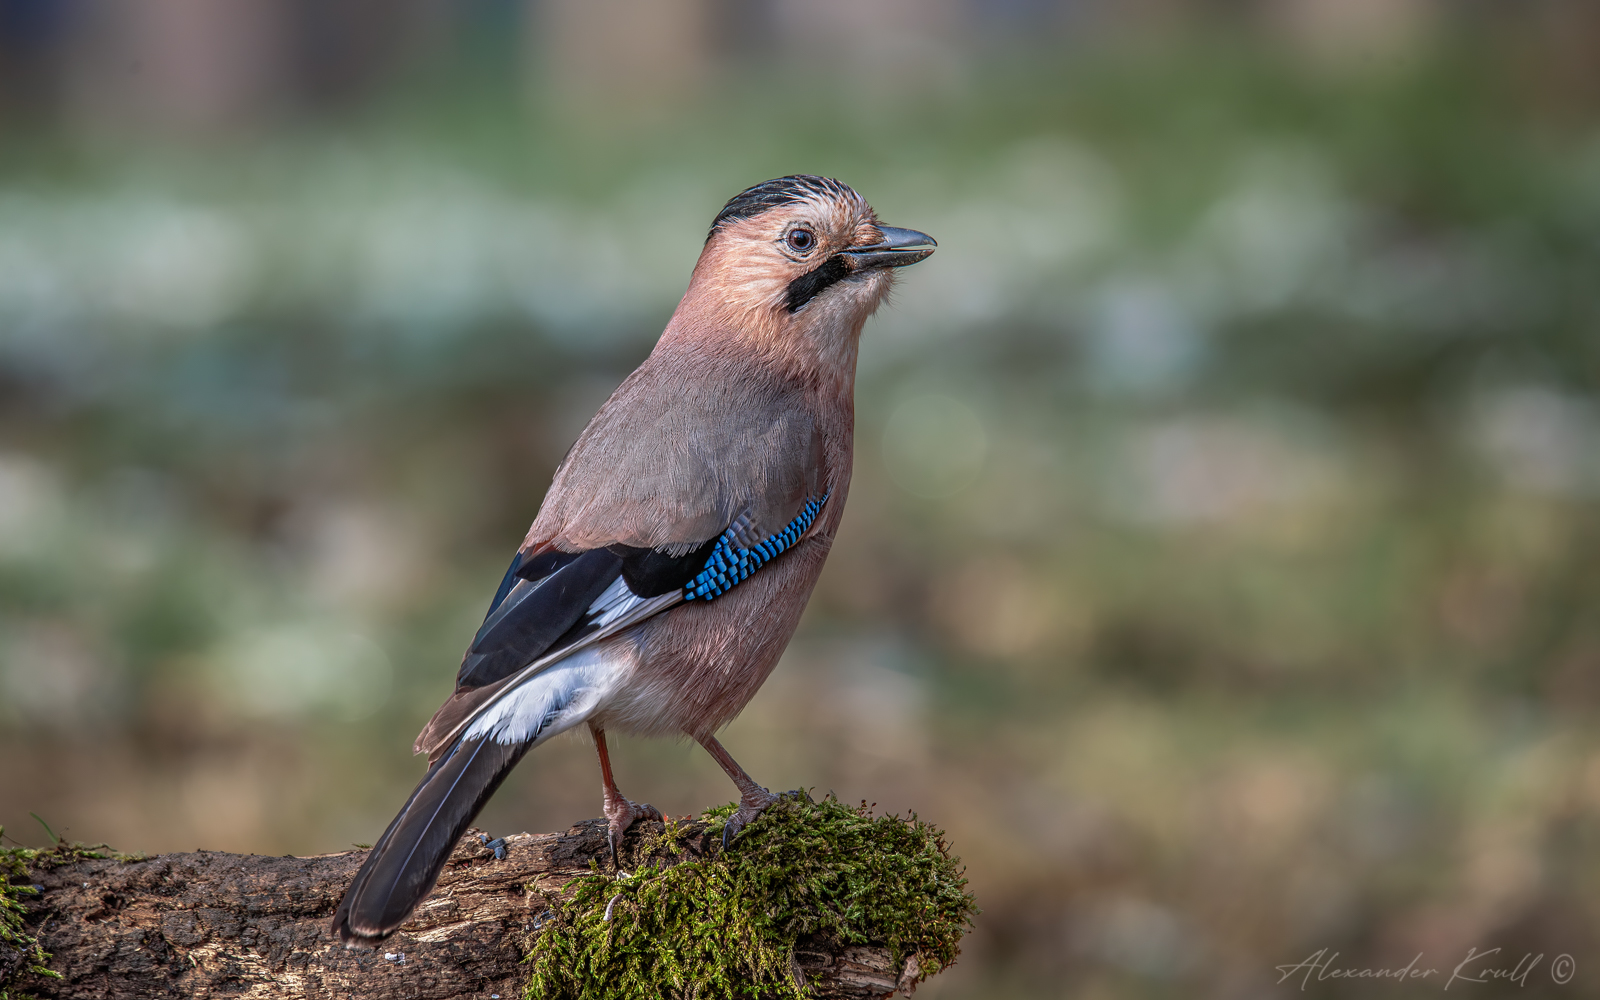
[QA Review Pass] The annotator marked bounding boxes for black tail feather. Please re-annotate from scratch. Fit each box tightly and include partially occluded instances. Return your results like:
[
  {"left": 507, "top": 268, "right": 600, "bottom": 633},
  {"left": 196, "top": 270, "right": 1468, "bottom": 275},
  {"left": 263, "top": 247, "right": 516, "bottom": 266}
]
[{"left": 331, "top": 735, "right": 531, "bottom": 943}]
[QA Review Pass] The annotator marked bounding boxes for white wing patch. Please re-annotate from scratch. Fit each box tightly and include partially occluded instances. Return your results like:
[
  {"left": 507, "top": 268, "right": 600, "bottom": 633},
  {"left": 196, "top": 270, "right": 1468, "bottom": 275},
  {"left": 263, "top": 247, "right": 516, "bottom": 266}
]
[
  {"left": 463, "top": 644, "right": 629, "bottom": 746},
  {"left": 434, "top": 590, "right": 682, "bottom": 754},
  {"left": 587, "top": 575, "right": 652, "bottom": 628}
]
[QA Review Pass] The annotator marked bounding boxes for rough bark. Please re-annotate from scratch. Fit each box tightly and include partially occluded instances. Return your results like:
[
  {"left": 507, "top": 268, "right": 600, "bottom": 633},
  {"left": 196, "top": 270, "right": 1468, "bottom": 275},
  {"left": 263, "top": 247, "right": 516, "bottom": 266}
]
[{"left": 8, "top": 818, "right": 923, "bottom": 1000}]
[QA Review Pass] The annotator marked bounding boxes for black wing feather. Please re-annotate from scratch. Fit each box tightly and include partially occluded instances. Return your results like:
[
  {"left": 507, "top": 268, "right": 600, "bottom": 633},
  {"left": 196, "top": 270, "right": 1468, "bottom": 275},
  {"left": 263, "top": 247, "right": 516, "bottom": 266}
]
[
  {"left": 456, "top": 549, "right": 623, "bottom": 689},
  {"left": 455, "top": 541, "right": 723, "bottom": 691},
  {"left": 608, "top": 538, "right": 721, "bottom": 597},
  {"left": 484, "top": 548, "right": 584, "bottom": 618}
]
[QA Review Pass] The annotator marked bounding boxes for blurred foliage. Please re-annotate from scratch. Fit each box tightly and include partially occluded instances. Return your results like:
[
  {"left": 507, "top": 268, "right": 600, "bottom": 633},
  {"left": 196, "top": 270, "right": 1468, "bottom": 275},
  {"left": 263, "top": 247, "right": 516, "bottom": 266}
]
[{"left": 2, "top": 18, "right": 1600, "bottom": 1000}]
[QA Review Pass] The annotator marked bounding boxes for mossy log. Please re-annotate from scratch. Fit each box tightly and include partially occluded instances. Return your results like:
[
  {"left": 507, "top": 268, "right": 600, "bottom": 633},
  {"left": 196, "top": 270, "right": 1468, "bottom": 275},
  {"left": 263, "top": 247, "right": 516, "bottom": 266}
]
[{"left": 3, "top": 800, "right": 972, "bottom": 1000}]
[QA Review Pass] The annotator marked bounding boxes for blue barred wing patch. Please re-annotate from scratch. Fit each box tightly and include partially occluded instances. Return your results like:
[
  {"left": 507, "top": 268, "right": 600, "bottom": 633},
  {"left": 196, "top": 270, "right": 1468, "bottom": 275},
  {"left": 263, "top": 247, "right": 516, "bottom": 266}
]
[{"left": 684, "top": 493, "right": 828, "bottom": 601}]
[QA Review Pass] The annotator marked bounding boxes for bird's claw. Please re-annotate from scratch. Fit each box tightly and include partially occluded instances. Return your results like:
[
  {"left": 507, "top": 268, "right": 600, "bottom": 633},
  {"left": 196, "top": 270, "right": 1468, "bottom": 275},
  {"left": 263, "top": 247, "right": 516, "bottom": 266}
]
[
  {"left": 604, "top": 797, "right": 663, "bottom": 870},
  {"left": 719, "top": 787, "right": 781, "bottom": 848}
]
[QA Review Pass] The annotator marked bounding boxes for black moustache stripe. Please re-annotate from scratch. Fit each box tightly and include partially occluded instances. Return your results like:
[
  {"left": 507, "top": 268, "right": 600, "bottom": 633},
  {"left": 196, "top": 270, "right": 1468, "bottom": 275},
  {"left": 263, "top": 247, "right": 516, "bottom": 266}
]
[{"left": 784, "top": 255, "right": 851, "bottom": 313}]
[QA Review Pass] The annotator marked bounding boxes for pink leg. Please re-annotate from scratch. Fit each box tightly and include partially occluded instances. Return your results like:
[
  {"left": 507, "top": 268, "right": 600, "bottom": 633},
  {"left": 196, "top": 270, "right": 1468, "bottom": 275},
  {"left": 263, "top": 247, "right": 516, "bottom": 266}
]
[
  {"left": 695, "top": 734, "right": 779, "bottom": 844},
  {"left": 593, "top": 726, "right": 661, "bottom": 865}
]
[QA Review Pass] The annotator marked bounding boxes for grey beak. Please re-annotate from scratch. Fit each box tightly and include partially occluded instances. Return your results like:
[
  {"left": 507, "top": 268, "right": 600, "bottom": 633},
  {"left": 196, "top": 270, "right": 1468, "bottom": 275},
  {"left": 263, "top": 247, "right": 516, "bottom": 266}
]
[{"left": 841, "top": 226, "right": 937, "bottom": 270}]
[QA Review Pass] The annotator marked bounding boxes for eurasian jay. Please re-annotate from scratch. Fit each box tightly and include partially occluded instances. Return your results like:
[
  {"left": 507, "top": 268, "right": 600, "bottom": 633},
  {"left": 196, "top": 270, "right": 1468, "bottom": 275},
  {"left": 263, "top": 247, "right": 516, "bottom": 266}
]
[{"left": 330, "top": 175, "right": 935, "bottom": 944}]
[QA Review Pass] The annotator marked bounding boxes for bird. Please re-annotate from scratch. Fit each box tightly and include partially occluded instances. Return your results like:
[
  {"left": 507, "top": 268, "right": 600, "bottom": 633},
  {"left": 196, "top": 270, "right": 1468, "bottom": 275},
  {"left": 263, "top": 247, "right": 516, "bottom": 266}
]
[{"left": 330, "top": 175, "right": 935, "bottom": 944}]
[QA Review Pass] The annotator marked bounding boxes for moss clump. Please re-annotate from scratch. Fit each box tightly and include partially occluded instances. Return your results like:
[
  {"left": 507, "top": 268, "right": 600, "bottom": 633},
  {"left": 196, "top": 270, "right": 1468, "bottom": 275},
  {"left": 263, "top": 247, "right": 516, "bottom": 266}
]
[
  {"left": 2, "top": 832, "right": 138, "bottom": 1000},
  {"left": 523, "top": 793, "right": 977, "bottom": 1000},
  {"left": 2, "top": 846, "right": 54, "bottom": 999}
]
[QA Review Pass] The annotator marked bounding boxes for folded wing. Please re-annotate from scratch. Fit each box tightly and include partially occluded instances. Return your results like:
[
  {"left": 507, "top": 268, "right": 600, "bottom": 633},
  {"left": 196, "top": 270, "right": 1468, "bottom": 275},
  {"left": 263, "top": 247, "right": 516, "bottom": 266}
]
[{"left": 417, "top": 360, "right": 828, "bottom": 761}]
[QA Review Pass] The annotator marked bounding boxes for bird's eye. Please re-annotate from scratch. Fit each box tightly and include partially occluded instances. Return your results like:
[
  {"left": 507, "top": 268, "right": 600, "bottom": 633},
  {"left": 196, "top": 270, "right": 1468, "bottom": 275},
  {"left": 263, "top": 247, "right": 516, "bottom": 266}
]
[{"left": 787, "top": 229, "right": 815, "bottom": 253}]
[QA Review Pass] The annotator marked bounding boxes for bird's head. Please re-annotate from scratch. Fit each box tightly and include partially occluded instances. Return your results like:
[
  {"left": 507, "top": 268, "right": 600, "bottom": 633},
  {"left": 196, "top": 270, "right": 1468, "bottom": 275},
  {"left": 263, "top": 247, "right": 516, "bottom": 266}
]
[{"left": 680, "top": 175, "right": 935, "bottom": 368}]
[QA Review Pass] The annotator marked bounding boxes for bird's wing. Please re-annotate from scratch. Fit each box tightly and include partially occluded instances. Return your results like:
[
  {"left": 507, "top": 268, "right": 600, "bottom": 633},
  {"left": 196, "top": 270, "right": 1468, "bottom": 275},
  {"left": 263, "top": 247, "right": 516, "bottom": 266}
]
[{"left": 414, "top": 361, "right": 826, "bottom": 761}]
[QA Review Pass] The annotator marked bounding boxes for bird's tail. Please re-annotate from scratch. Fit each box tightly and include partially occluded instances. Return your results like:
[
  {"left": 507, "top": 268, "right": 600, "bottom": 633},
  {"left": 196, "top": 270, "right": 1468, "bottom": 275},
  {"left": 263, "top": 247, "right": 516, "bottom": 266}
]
[
  {"left": 333, "top": 642, "right": 622, "bottom": 942},
  {"left": 330, "top": 734, "right": 530, "bottom": 944}
]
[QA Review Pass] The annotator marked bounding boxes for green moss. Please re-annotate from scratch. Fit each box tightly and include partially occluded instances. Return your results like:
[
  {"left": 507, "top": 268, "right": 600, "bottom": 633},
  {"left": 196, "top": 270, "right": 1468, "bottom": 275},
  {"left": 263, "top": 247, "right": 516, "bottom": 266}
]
[
  {"left": 523, "top": 794, "right": 977, "bottom": 1000},
  {"left": 1, "top": 842, "right": 57, "bottom": 1000},
  {"left": 1, "top": 832, "right": 139, "bottom": 1000}
]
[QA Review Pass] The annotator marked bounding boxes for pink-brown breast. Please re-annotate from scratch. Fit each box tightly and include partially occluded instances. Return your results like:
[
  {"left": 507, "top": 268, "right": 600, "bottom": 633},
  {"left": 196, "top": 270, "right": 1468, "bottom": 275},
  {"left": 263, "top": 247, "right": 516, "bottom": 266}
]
[{"left": 594, "top": 410, "right": 852, "bottom": 742}]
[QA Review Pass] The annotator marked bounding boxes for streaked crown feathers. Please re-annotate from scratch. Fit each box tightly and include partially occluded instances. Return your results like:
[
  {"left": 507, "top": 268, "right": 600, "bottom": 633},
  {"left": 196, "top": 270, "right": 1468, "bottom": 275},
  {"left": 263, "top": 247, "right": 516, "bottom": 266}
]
[{"left": 708, "top": 175, "right": 868, "bottom": 240}]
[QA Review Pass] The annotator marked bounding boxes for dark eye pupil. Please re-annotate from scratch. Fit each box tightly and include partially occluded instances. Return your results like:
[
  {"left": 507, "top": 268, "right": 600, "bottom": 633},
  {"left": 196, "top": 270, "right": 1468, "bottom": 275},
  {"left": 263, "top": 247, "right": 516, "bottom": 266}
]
[{"left": 789, "top": 230, "right": 814, "bottom": 251}]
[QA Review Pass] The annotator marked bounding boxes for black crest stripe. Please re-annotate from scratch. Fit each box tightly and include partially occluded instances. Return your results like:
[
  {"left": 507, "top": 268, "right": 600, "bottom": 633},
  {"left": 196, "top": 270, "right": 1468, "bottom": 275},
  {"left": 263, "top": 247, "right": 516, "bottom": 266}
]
[{"left": 709, "top": 175, "right": 854, "bottom": 239}]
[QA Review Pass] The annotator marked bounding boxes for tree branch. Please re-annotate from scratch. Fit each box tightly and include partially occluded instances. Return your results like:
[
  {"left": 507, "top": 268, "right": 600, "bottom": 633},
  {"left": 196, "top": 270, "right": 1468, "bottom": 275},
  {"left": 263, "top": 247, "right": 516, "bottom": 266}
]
[{"left": 7, "top": 818, "right": 937, "bottom": 999}]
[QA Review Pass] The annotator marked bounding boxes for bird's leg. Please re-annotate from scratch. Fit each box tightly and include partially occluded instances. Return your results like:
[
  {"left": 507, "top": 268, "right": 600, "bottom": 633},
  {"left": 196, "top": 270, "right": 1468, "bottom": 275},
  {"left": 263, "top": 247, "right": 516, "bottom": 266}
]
[
  {"left": 695, "top": 734, "right": 779, "bottom": 846},
  {"left": 592, "top": 726, "right": 661, "bottom": 869}
]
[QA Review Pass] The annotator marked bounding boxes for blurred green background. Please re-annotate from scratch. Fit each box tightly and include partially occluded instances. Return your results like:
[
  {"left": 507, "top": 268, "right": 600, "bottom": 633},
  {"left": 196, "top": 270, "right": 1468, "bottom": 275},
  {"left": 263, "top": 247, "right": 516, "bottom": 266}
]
[{"left": 3, "top": 1, "right": 1600, "bottom": 996}]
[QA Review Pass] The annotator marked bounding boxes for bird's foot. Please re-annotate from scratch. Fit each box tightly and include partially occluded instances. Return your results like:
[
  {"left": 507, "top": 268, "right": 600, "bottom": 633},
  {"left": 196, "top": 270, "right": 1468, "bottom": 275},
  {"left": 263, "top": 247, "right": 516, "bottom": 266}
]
[
  {"left": 605, "top": 796, "right": 662, "bottom": 869},
  {"left": 477, "top": 832, "right": 508, "bottom": 860},
  {"left": 720, "top": 787, "right": 781, "bottom": 848}
]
